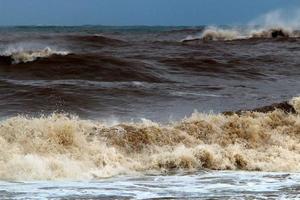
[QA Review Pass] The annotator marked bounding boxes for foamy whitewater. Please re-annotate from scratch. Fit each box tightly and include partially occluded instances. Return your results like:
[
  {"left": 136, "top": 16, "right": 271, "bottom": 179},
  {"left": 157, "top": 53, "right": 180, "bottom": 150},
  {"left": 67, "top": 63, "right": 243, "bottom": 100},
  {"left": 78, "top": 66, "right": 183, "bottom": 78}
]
[
  {"left": 182, "top": 26, "right": 300, "bottom": 42},
  {"left": 1, "top": 47, "right": 69, "bottom": 64},
  {"left": 0, "top": 96, "right": 299, "bottom": 181},
  {"left": 182, "top": 10, "right": 300, "bottom": 42}
]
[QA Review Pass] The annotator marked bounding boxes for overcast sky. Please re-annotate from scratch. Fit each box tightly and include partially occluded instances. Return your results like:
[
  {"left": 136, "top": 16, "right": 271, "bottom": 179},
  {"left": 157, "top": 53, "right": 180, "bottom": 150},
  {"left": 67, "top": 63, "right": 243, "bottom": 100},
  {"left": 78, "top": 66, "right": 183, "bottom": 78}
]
[{"left": 0, "top": 0, "right": 299, "bottom": 26}]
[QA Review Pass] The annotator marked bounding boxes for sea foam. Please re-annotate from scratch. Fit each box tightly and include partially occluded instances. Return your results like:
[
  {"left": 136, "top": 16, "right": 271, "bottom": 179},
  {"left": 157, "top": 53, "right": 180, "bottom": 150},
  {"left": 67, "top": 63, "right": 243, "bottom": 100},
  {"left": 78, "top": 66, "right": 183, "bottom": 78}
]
[
  {"left": 1, "top": 46, "right": 69, "bottom": 64},
  {"left": 1, "top": 97, "right": 300, "bottom": 180}
]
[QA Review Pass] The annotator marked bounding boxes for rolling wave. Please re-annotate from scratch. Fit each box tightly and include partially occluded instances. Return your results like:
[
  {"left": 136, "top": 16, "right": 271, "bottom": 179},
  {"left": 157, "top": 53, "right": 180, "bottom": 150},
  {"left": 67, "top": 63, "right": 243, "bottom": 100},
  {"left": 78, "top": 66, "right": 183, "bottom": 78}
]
[
  {"left": 0, "top": 47, "right": 69, "bottom": 64},
  {"left": 0, "top": 52, "right": 165, "bottom": 82},
  {"left": 0, "top": 96, "right": 300, "bottom": 180},
  {"left": 63, "top": 34, "right": 127, "bottom": 46},
  {"left": 160, "top": 56, "right": 266, "bottom": 79}
]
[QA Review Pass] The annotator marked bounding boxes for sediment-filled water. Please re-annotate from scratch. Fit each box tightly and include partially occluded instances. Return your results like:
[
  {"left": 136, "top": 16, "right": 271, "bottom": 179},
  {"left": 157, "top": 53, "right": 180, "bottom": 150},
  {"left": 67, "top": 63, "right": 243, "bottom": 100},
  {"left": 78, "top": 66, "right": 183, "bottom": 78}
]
[{"left": 1, "top": 26, "right": 300, "bottom": 199}]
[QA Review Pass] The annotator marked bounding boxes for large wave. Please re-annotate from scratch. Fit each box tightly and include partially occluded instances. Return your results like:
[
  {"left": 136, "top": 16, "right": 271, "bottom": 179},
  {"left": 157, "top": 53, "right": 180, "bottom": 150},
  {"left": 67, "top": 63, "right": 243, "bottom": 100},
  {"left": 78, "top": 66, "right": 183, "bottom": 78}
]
[
  {"left": 0, "top": 51, "right": 165, "bottom": 82},
  {"left": 1, "top": 97, "right": 300, "bottom": 180}
]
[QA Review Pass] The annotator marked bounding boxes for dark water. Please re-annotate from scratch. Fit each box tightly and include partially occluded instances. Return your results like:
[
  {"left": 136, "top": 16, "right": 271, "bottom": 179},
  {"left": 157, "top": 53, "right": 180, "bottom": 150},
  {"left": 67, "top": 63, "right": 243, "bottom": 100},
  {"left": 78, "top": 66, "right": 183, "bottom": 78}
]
[{"left": 0, "top": 26, "right": 299, "bottom": 121}]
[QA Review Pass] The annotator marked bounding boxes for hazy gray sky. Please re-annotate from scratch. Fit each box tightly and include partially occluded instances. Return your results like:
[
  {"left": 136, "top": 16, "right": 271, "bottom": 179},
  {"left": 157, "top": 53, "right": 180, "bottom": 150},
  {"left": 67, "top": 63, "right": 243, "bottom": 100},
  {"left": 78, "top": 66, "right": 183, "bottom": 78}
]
[{"left": 0, "top": 0, "right": 299, "bottom": 26}]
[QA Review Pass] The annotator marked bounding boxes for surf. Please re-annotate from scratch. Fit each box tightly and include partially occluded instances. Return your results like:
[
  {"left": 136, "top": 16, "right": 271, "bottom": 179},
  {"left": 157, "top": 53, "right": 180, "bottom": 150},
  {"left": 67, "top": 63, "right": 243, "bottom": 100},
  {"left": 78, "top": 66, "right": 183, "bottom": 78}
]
[
  {"left": 182, "top": 26, "right": 300, "bottom": 42},
  {"left": 1, "top": 97, "right": 300, "bottom": 180},
  {"left": 0, "top": 47, "right": 69, "bottom": 64}
]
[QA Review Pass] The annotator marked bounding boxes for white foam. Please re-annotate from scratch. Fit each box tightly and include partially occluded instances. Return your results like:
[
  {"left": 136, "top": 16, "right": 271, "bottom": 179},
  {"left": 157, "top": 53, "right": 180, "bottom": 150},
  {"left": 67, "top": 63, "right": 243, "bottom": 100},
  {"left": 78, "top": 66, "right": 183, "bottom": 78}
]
[
  {"left": 0, "top": 171, "right": 299, "bottom": 199},
  {"left": 2, "top": 46, "right": 69, "bottom": 64}
]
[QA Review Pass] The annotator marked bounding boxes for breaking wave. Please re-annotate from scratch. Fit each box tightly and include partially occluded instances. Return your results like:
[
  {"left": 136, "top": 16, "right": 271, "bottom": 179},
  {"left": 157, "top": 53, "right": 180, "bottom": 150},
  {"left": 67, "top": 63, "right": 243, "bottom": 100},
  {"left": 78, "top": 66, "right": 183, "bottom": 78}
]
[
  {"left": 182, "top": 26, "right": 300, "bottom": 42},
  {"left": 250, "top": 27, "right": 299, "bottom": 39},
  {"left": 0, "top": 47, "right": 69, "bottom": 64},
  {"left": 1, "top": 97, "right": 300, "bottom": 180}
]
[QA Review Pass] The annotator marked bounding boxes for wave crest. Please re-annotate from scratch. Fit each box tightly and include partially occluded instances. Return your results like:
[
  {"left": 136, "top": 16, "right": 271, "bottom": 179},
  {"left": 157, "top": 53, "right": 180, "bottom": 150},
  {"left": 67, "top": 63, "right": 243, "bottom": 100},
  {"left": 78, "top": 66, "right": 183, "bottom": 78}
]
[
  {"left": 182, "top": 26, "right": 300, "bottom": 42},
  {"left": 1, "top": 97, "right": 300, "bottom": 180},
  {"left": 1, "top": 47, "right": 69, "bottom": 64},
  {"left": 199, "top": 27, "right": 241, "bottom": 41}
]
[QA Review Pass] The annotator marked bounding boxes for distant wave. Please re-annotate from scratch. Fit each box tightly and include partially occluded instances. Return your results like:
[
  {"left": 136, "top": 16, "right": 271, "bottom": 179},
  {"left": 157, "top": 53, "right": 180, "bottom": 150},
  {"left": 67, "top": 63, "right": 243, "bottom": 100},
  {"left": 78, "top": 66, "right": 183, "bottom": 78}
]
[
  {"left": 0, "top": 47, "right": 69, "bottom": 64},
  {"left": 64, "top": 34, "right": 127, "bottom": 46},
  {"left": 197, "top": 27, "right": 241, "bottom": 41},
  {"left": 182, "top": 26, "right": 300, "bottom": 42},
  {"left": 0, "top": 96, "right": 300, "bottom": 180}
]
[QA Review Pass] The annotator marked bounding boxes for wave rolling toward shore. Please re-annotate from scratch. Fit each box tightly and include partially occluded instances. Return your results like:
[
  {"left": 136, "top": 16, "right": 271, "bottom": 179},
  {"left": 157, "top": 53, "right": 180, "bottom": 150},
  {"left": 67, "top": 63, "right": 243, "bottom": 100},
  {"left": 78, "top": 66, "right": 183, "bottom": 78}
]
[
  {"left": 0, "top": 97, "right": 300, "bottom": 180},
  {"left": 0, "top": 47, "right": 69, "bottom": 64}
]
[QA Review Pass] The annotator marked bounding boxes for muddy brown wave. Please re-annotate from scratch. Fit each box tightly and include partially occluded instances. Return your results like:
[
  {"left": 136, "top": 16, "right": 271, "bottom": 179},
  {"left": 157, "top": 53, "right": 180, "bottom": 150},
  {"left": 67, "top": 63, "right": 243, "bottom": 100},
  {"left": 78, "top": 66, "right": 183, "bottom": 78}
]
[
  {"left": 0, "top": 53, "right": 165, "bottom": 82},
  {"left": 0, "top": 97, "right": 300, "bottom": 180}
]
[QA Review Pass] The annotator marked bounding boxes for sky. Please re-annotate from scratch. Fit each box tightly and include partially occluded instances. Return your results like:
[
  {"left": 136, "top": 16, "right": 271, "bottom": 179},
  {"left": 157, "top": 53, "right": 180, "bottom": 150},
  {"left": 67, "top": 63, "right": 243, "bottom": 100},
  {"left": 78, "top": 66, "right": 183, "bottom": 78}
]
[{"left": 0, "top": 0, "right": 299, "bottom": 26}]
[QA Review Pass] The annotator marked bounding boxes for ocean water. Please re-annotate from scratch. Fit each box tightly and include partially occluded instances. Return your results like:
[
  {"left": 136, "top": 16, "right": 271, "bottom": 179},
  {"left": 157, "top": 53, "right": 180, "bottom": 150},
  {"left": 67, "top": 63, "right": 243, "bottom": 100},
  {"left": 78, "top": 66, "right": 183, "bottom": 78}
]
[
  {"left": 0, "top": 25, "right": 300, "bottom": 199},
  {"left": 1, "top": 171, "right": 300, "bottom": 199}
]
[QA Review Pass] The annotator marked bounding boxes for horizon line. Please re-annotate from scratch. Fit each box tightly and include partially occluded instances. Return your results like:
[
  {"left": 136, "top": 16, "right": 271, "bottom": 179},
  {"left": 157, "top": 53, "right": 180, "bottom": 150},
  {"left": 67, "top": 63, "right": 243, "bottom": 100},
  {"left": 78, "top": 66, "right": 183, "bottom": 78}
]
[{"left": 0, "top": 24, "right": 256, "bottom": 28}]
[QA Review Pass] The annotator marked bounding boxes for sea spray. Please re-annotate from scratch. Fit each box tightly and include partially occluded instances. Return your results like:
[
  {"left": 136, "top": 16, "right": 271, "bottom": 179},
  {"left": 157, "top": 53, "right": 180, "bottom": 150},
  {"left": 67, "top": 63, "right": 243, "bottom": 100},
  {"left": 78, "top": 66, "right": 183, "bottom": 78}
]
[
  {"left": 183, "top": 9, "right": 300, "bottom": 42},
  {"left": 182, "top": 26, "right": 300, "bottom": 42}
]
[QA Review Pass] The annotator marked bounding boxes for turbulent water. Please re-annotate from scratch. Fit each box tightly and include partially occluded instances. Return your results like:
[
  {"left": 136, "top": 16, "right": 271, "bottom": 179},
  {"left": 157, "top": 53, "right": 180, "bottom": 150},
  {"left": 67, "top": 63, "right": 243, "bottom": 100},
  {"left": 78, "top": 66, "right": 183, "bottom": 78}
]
[{"left": 1, "top": 26, "right": 300, "bottom": 199}]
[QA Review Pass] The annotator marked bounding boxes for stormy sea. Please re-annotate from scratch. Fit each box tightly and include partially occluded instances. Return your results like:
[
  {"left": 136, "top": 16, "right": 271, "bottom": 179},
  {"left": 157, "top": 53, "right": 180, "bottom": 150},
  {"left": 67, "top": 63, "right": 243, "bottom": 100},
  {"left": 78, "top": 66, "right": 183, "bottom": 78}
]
[{"left": 0, "top": 25, "right": 300, "bottom": 199}]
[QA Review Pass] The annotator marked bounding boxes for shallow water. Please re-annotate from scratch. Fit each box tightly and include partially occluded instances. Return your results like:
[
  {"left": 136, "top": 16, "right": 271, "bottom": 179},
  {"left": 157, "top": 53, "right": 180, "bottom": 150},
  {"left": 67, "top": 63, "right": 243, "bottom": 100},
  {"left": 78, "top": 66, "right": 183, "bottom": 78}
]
[{"left": 1, "top": 171, "right": 300, "bottom": 200}]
